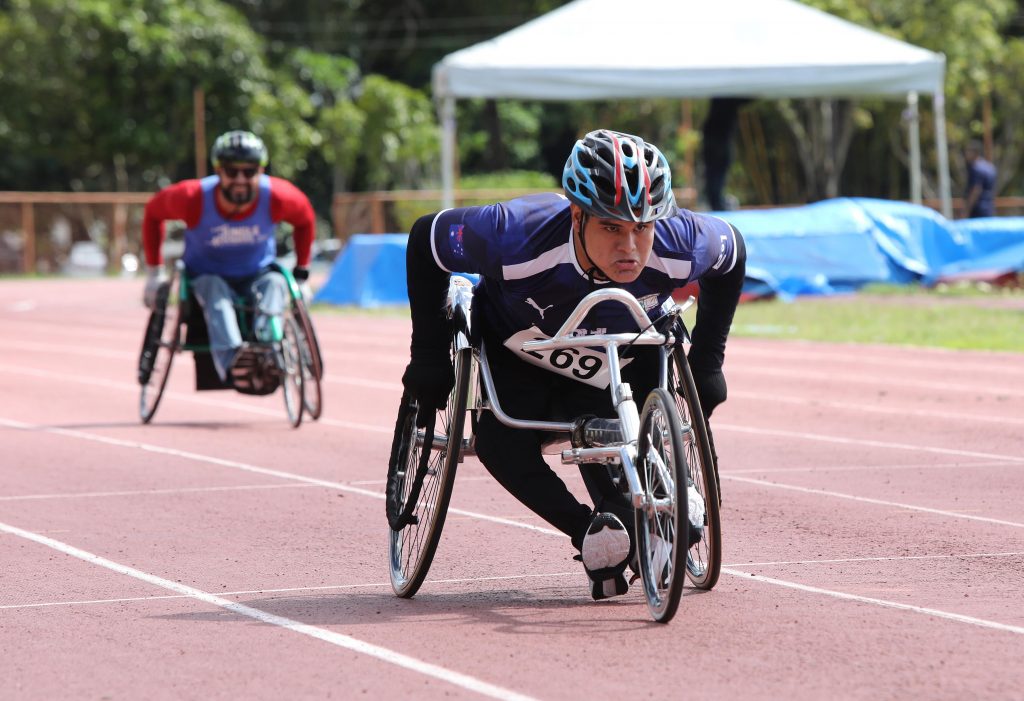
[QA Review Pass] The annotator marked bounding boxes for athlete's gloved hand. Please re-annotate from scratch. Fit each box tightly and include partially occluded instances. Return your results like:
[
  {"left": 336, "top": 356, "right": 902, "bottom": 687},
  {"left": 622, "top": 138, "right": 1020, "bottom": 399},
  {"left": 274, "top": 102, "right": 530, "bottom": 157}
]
[
  {"left": 687, "top": 345, "right": 727, "bottom": 419},
  {"left": 291, "top": 266, "right": 313, "bottom": 301},
  {"left": 401, "top": 355, "right": 454, "bottom": 423},
  {"left": 143, "top": 265, "right": 168, "bottom": 310},
  {"left": 691, "top": 367, "right": 727, "bottom": 419}
]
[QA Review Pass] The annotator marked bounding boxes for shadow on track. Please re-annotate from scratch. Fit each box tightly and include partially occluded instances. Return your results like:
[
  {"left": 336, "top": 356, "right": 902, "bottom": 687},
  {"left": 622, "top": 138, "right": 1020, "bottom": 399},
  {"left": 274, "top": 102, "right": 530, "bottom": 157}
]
[{"left": 153, "top": 589, "right": 659, "bottom": 633}]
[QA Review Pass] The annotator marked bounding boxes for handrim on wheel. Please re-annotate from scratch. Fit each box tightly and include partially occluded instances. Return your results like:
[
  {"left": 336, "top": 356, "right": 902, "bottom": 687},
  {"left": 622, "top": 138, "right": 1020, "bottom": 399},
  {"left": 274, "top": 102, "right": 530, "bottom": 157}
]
[
  {"left": 138, "top": 271, "right": 181, "bottom": 424},
  {"left": 294, "top": 299, "right": 323, "bottom": 420},
  {"left": 670, "top": 347, "right": 722, "bottom": 590},
  {"left": 635, "top": 387, "right": 689, "bottom": 623},
  {"left": 280, "top": 314, "right": 305, "bottom": 428},
  {"left": 387, "top": 345, "right": 471, "bottom": 598}
]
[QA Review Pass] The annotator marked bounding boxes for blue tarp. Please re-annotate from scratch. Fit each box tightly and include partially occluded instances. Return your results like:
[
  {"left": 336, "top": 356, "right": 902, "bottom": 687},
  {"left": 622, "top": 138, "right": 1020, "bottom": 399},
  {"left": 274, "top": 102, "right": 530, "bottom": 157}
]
[
  {"left": 313, "top": 233, "right": 409, "bottom": 306},
  {"left": 718, "top": 198, "right": 1024, "bottom": 296},
  {"left": 316, "top": 199, "right": 1024, "bottom": 306}
]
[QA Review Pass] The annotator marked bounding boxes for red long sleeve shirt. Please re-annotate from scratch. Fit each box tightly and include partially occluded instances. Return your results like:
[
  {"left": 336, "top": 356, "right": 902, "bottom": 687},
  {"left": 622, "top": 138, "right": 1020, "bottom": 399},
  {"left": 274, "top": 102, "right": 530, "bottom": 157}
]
[{"left": 142, "top": 176, "right": 315, "bottom": 267}]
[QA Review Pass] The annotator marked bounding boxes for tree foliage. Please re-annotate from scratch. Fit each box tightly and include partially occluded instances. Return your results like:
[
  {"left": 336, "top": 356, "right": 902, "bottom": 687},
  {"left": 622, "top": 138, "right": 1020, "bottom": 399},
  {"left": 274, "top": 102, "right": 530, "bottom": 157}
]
[{"left": 4, "top": 0, "right": 1024, "bottom": 209}]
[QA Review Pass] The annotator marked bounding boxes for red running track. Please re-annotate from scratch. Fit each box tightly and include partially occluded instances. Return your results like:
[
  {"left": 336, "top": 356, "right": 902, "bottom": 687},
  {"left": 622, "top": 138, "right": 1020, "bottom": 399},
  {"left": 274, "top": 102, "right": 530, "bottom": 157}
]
[{"left": 1, "top": 277, "right": 1022, "bottom": 700}]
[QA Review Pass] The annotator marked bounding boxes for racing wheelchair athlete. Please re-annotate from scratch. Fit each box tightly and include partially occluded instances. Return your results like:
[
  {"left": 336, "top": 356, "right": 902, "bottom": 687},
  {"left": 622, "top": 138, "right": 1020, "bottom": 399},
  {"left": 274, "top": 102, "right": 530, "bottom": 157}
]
[
  {"left": 388, "top": 129, "right": 746, "bottom": 621},
  {"left": 136, "top": 130, "right": 323, "bottom": 427}
]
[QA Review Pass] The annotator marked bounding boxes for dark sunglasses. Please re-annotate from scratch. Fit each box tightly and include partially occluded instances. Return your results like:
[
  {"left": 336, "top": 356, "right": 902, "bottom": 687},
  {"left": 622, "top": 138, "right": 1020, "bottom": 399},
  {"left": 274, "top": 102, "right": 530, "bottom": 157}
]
[{"left": 223, "top": 165, "right": 259, "bottom": 179}]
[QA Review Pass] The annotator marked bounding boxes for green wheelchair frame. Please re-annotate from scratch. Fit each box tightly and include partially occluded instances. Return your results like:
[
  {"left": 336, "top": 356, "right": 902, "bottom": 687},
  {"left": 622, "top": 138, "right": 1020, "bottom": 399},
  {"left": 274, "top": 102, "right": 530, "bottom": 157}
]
[{"left": 137, "top": 260, "right": 324, "bottom": 428}]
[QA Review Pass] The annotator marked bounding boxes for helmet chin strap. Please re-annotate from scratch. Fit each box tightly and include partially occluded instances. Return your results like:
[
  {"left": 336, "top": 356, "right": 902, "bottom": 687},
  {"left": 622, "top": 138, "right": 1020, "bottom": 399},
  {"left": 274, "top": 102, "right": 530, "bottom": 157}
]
[{"left": 575, "top": 211, "right": 611, "bottom": 283}]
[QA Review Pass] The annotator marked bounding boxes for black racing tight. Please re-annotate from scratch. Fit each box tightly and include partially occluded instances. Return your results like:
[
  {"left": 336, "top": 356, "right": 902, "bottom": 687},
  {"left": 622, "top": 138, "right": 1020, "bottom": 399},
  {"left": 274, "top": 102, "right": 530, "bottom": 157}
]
[{"left": 473, "top": 332, "right": 659, "bottom": 550}]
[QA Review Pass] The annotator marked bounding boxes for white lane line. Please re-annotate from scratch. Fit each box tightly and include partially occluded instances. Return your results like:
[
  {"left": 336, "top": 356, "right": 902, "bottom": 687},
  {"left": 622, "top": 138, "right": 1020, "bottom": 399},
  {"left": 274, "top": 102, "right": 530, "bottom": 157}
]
[
  {"left": 0, "top": 418, "right": 565, "bottom": 539},
  {"left": 730, "top": 346, "right": 1024, "bottom": 377},
  {"left": 0, "top": 483, "right": 315, "bottom": 502},
  {"left": 730, "top": 390, "right": 1024, "bottom": 427},
  {"left": 6, "top": 300, "right": 36, "bottom": 313},
  {"left": 715, "top": 422, "right": 1024, "bottom": 464},
  {"left": 326, "top": 375, "right": 402, "bottom": 391},
  {"left": 4, "top": 419, "right": 1022, "bottom": 635},
  {"left": 721, "top": 567, "right": 1024, "bottom": 635},
  {"left": 0, "top": 571, "right": 580, "bottom": 611},
  {"left": 733, "top": 364, "right": 1024, "bottom": 398},
  {"left": 0, "top": 364, "right": 392, "bottom": 434},
  {"left": 0, "top": 520, "right": 538, "bottom": 701},
  {"left": 3, "top": 340, "right": 129, "bottom": 360},
  {"left": 723, "top": 474, "right": 1024, "bottom": 528},
  {"left": 728, "top": 460, "right": 1020, "bottom": 475},
  {"left": 727, "top": 551, "right": 1024, "bottom": 568},
  {"left": 15, "top": 549, "right": 1024, "bottom": 612},
  {"left": 2, "top": 348, "right": 401, "bottom": 393},
  {"left": 5, "top": 416, "right": 1021, "bottom": 537}
]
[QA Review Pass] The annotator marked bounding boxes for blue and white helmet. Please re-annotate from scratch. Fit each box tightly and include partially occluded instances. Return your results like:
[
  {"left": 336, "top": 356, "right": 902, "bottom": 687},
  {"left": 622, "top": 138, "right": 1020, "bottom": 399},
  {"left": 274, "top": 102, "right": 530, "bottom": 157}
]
[{"left": 562, "top": 129, "right": 676, "bottom": 222}]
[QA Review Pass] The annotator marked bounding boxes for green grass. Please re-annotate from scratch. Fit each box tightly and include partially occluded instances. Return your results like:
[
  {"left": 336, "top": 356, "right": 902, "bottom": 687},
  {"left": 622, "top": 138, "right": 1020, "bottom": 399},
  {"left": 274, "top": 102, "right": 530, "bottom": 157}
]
[{"left": 728, "top": 294, "right": 1024, "bottom": 352}]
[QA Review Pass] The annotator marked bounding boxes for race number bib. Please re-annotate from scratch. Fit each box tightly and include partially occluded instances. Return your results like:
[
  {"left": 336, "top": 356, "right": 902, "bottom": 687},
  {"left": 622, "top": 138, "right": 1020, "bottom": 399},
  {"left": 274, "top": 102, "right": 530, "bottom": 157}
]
[{"left": 503, "top": 326, "right": 632, "bottom": 388}]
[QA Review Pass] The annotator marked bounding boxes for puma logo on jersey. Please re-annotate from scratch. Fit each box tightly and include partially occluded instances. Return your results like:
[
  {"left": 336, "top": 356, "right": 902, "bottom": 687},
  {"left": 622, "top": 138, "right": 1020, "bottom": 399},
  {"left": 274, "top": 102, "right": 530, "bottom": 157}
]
[{"left": 525, "top": 297, "right": 554, "bottom": 318}]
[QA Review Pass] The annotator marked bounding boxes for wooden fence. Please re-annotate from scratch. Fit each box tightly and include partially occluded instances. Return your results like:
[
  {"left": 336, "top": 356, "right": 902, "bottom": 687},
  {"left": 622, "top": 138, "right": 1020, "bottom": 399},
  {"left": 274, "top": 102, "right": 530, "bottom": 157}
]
[{"left": 2, "top": 188, "right": 1020, "bottom": 274}]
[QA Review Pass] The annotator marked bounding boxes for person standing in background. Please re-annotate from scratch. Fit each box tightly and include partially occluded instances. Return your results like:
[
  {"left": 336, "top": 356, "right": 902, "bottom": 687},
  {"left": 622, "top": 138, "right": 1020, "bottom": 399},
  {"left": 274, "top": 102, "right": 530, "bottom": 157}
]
[{"left": 963, "top": 140, "right": 997, "bottom": 218}]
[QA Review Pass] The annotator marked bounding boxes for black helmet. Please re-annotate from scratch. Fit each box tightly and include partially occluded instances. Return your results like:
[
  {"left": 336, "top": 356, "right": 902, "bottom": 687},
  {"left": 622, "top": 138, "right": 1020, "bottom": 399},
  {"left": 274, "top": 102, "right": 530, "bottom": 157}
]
[
  {"left": 562, "top": 129, "right": 676, "bottom": 222},
  {"left": 210, "top": 130, "right": 269, "bottom": 168}
]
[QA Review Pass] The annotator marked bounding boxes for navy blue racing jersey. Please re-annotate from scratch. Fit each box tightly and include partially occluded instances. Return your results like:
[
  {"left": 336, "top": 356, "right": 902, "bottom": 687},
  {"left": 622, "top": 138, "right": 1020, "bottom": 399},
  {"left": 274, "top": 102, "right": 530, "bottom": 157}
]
[{"left": 429, "top": 193, "right": 738, "bottom": 387}]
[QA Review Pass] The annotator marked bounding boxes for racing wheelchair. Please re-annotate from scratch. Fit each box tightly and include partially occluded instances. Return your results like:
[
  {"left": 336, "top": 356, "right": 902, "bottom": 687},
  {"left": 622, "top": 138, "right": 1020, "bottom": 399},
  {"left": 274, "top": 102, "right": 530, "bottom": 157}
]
[
  {"left": 137, "top": 260, "right": 324, "bottom": 428},
  {"left": 386, "top": 277, "right": 722, "bottom": 623}
]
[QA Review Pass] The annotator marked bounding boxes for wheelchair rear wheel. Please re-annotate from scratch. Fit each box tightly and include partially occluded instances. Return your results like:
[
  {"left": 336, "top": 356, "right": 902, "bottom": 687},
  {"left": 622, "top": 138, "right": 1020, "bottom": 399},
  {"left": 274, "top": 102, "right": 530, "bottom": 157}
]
[
  {"left": 280, "top": 315, "right": 305, "bottom": 428},
  {"left": 138, "top": 272, "right": 181, "bottom": 424},
  {"left": 387, "top": 346, "right": 472, "bottom": 598},
  {"left": 294, "top": 299, "right": 323, "bottom": 420},
  {"left": 670, "top": 348, "right": 722, "bottom": 590},
  {"left": 635, "top": 387, "right": 689, "bottom": 623}
]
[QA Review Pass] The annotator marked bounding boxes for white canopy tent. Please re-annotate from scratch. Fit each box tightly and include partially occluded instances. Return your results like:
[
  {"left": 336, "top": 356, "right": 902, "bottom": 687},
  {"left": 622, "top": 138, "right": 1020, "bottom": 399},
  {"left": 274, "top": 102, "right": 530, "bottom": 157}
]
[{"left": 432, "top": 0, "right": 951, "bottom": 216}]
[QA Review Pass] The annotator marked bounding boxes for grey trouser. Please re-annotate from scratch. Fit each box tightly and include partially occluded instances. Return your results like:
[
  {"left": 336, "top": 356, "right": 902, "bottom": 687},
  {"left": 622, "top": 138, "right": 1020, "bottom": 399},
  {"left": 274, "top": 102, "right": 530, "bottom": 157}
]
[{"left": 190, "top": 270, "right": 288, "bottom": 381}]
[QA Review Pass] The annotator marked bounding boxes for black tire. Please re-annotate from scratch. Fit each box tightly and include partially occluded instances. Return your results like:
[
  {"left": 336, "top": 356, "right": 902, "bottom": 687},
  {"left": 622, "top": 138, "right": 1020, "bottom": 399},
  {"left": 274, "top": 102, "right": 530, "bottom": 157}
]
[
  {"left": 294, "top": 299, "right": 323, "bottom": 420},
  {"left": 670, "top": 347, "right": 723, "bottom": 590},
  {"left": 280, "top": 314, "right": 305, "bottom": 428},
  {"left": 387, "top": 346, "right": 471, "bottom": 598},
  {"left": 634, "top": 387, "right": 689, "bottom": 623},
  {"left": 138, "top": 272, "right": 181, "bottom": 424}
]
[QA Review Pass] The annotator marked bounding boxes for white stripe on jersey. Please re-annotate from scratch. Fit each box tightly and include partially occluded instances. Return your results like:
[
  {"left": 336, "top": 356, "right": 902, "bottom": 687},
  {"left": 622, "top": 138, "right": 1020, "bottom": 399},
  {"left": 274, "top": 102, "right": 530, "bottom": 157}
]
[
  {"left": 501, "top": 242, "right": 574, "bottom": 280},
  {"left": 429, "top": 208, "right": 454, "bottom": 273},
  {"left": 646, "top": 251, "right": 693, "bottom": 280},
  {"left": 710, "top": 215, "right": 739, "bottom": 274}
]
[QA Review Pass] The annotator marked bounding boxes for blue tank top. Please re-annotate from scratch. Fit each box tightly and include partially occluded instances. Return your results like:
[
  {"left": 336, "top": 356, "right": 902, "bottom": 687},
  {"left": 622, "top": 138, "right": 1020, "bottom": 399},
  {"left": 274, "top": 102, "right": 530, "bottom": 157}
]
[
  {"left": 429, "top": 193, "right": 738, "bottom": 387},
  {"left": 183, "top": 174, "right": 276, "bottom": 278}
]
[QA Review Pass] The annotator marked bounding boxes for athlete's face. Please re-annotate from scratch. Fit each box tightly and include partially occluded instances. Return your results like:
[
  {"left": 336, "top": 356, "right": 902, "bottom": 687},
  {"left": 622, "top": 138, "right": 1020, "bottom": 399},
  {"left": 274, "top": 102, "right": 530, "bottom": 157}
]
[
  {"left": 571, "top": 205, "right": 655, "bottom": 283},
  {"left": 217, "top": 162, "right": 263, "bottom": 205}
]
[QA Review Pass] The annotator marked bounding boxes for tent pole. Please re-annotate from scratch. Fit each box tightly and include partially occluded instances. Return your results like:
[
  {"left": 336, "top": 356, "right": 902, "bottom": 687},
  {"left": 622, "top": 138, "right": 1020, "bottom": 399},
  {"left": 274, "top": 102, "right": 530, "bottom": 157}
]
[
  {"left": 933, "top": 89, "right": 952, "bottom": 218},
  {"left": 440, "top": 96, "right": 457, "bottom": 209},
  {"left": 906, "top": 92, "right": 921, "bottom": 205}
]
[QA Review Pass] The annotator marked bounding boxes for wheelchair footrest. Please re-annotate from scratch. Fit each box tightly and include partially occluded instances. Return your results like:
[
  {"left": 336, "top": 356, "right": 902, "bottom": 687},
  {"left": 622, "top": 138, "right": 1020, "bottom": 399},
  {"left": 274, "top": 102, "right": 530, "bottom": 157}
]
[{"left": 229, "top": 345, "right": 282, "bottom": 396}]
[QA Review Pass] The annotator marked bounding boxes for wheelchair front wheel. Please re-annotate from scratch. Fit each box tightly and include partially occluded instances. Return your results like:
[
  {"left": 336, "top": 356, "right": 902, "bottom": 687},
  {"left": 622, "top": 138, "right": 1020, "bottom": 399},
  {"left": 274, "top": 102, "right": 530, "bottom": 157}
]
[
  {"left": 635, "top": 387, "right": 689, "bottom": 623},
  {"left": 138, "top": 274, "right": 181, "bottom": 424},
  {"left": 280, "top": 314, "right": 305, "bottom": 428},
  {"left": 387, "top": 347, "right": 472, "bottom": 598},
  {"left": 670, "top": 348, "right": 722, "bottom": 590}
]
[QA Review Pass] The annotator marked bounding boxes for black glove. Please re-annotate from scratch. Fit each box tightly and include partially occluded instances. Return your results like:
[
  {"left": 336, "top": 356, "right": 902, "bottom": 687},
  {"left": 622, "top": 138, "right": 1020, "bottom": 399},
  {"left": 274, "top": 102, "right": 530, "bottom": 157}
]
[
  {"left": 292, "top": 266, "right": 310, "bottom": 282},
  {"left": 691, "top": 366, "right": 727, "bottom": 420},
  {"left": 401, "top": 356, "right": 454, "bottom": 422}
]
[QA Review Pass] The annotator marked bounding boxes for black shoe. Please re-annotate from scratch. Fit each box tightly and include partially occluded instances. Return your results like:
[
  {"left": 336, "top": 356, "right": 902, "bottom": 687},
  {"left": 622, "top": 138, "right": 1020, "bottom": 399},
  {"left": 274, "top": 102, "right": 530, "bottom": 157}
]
[{"left": 590, "top": 572, "right": 629, "bottom": 600}]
